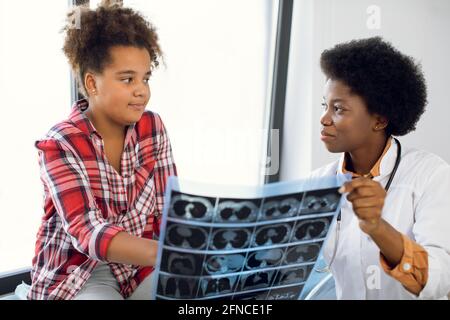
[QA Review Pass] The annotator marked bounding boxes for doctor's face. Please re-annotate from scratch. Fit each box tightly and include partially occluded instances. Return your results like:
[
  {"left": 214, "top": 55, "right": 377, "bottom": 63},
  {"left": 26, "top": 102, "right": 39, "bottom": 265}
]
[{"left": 320, "top": 79, "right": 379, "bottom": 153}]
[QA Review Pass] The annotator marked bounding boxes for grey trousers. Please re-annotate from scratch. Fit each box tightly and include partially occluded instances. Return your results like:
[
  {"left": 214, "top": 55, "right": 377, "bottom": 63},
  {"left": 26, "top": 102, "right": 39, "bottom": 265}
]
[{"left": 74, "top": 263, "right": 155, "bottom": 300}]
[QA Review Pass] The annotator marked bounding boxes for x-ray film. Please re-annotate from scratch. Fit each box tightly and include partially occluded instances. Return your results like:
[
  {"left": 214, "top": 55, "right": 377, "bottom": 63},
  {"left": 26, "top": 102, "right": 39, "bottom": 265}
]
[{"left": 151, "top": 175, "right": 349, "bottom": 300}]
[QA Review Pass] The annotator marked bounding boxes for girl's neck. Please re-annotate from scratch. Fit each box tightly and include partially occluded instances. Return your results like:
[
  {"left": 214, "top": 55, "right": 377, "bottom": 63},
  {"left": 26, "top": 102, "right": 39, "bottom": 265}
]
[{"left": 85, "top": 105, "right": 126, "bottom": 141}]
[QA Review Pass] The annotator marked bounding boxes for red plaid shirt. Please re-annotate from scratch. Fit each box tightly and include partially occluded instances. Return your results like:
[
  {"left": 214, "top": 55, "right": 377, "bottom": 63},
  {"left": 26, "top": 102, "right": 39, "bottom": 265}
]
[{"left": 28, "top": 99, "right": 177, "bottom": 300}]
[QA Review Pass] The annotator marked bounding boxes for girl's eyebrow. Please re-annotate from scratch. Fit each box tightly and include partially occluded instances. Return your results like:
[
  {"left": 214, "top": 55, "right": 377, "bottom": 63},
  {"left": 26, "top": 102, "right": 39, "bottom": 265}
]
[{"left": 115, "top": 70, "right": 152, "bottom": 75}]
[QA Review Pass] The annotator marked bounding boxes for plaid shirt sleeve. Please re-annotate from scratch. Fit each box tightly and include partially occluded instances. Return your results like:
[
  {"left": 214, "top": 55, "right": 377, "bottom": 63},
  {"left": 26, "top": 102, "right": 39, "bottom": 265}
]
[{"left": 36, "top": 138, "right": 125, "bottom": 262}]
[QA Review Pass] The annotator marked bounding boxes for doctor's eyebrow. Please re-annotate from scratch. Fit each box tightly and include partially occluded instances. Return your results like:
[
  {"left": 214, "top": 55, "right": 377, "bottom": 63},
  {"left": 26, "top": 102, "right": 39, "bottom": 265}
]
[{"left": 323, "top": 97, "right": 347, "bottom": 104}]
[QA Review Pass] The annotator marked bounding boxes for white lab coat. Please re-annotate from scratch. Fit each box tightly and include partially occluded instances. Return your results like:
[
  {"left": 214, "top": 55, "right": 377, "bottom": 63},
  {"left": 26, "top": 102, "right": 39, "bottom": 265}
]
[{"left": 310, "top": 139, "right": 450, "bottom": 299}]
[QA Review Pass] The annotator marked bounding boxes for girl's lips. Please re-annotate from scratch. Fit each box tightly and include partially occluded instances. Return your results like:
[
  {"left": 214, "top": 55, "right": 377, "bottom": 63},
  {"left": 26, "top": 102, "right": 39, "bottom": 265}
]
[{"left": 128, "top": 104, "right": 145, "bottom": 111}]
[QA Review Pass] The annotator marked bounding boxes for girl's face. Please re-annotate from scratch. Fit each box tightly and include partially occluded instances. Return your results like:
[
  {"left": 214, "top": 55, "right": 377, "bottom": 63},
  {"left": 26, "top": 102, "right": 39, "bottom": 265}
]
[
  {"left": 320, "top": 79, "right": 383, "bottom": 153},
  {"left": 87, "top": 45, "right": 152, "bottom": 126}
]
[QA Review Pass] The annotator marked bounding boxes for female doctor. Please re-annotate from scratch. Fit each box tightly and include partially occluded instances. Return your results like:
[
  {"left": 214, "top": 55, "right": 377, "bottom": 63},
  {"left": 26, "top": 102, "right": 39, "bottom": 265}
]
[{"left": 311, "top": 37, "right": 450, "bottom": 299}]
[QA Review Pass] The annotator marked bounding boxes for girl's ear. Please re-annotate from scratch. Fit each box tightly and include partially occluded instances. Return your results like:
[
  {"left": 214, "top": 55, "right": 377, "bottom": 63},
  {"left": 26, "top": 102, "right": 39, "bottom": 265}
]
[{"left": 84, "top": 72, "right": 98, "bottom": 96}]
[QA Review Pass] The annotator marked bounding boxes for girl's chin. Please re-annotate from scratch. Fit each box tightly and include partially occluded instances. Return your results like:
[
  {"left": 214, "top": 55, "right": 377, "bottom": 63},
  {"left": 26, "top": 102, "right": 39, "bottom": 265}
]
[{"left": 122, "top": 112, "right": 144, "bottom": 125}]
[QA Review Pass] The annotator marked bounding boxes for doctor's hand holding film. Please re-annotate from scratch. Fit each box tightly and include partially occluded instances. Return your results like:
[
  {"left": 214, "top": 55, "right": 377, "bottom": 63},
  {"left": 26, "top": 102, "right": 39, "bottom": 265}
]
[
  {"left": 339, "top": 177, "right": 386, "bottom": 235},
  {"left": 339, "top": 177, "right": 404, "bottom": 267}
]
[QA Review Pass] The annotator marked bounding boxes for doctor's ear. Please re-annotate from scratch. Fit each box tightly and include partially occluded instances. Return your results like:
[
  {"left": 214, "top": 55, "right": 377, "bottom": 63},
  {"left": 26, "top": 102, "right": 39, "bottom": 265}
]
[{"left": 373, "top": 115, "right": 388, "bottom": 131}]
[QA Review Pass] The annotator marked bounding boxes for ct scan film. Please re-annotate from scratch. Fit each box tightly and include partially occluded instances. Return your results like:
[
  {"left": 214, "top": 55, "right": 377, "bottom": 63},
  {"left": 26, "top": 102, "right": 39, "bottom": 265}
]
[{"left": 150, "top": 175, "right": 348, "bottom": 300}]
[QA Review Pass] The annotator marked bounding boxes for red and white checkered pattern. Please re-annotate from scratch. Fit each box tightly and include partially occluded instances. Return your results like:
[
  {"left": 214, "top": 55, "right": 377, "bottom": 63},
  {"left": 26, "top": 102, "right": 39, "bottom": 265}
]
[{"left": 28, "top": 99, "right": 177, "bottom": 300}]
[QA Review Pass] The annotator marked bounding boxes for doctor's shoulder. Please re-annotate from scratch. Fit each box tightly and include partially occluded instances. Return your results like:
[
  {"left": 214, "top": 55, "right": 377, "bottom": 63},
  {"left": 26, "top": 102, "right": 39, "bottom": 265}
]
[
  {"left": 397, "top": 145, "right": 450, "bottom": 186},
  {"left": 309, "top": 159, "right": 340, "bottom": 179}
]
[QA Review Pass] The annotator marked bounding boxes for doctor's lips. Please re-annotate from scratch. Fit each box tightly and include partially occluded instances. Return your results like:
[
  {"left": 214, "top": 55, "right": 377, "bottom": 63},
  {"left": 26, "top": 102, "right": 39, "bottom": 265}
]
[{"left": 320, "top": 130, "right": 336, "bottom": 141}]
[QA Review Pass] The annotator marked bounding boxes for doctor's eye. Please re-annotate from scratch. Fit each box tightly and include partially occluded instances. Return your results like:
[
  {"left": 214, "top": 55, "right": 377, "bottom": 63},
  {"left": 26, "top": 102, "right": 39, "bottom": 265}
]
[
  {"left": 321, "top": 102, "right": 327, "bottom": 110},
  {"left": 333, "top": 105, "right": 344, "bottom": 112}
]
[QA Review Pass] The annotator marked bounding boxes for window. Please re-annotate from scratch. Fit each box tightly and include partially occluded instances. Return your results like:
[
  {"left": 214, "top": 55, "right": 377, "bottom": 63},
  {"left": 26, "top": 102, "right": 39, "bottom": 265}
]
[
  {"left": 120, "top": 0, "right": 276, "bottom": 185},
  {"left": 0, "top": 1, "right": 71, "bottom": 273},
  {"left": 0, "top": 0, "right": 277, "bottom": 273}
]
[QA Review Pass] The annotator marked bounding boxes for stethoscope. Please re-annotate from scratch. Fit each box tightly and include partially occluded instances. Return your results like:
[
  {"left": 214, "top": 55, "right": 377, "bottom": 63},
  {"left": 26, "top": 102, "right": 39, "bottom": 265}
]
[{"left": 316, "top": 137, "right": 402, "bottom": 273}]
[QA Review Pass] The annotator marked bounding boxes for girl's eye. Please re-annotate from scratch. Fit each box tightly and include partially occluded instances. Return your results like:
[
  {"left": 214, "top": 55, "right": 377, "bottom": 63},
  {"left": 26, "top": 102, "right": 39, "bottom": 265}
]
[
  {"left": 321, "top": 102, "right": 327, "bottom": 110},
  {"left": 144, "top": 78, "right": 150, "bottom": 84},
  {"left": 122, "top": 78, "right": 132, "bottom": 84}
]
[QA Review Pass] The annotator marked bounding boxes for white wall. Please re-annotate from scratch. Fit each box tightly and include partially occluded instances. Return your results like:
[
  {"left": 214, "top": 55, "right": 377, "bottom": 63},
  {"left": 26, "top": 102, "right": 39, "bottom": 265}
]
[{"left": 282, "top": 0, "right": 450, "bottom": 180}]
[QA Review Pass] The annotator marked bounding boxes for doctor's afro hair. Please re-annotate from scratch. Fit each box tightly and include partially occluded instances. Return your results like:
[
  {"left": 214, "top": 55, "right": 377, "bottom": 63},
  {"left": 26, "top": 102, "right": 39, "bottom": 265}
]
[
  {"left": 62, "top": 0, "right": 162, "bottom": 97},
  {"left": 320, "top": 37, "right": 427, "bottom": 137}
]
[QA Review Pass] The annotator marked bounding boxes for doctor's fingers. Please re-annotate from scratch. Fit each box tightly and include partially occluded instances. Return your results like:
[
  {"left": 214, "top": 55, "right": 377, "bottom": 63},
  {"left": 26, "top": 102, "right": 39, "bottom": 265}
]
[
  {"left": 350, "top": 197, "right": 385, "bottom": 210},
  {"left": 340, "top": 177, "right": 374, "bottom": 193},
  {"left": 346, "top": 186, "right": 379, "bottom": 201}
]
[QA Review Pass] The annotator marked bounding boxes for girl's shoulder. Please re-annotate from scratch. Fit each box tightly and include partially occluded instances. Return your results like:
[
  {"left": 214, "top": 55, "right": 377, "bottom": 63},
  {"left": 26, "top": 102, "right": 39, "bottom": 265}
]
[
  {"left": 135, "top": 110, "right": 167, "bottom": 141},
  {"left": 35, "top": 119, "right": 90, "bottom": 156}
]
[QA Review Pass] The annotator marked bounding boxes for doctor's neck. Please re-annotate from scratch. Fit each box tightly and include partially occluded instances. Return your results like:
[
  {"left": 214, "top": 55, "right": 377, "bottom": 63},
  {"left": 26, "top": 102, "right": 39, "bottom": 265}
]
[{"left": 346, "top": 134, "right": 390, "bottom": 176}]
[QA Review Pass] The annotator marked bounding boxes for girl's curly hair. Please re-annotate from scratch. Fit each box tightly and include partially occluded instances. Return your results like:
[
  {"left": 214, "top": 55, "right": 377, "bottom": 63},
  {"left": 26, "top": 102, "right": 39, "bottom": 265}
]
[{"left": 62, "top": 0, "right": 162, "bottom": 97}]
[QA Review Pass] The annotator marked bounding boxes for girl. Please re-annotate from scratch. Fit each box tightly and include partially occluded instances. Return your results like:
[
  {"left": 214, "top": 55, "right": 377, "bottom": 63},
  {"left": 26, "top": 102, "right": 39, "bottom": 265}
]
[
  {"left": 312, "top": 37, "right": 450, "bottom": 299},
  {"left": 28, "top": 1, "right": 176, "bottom": 300}
]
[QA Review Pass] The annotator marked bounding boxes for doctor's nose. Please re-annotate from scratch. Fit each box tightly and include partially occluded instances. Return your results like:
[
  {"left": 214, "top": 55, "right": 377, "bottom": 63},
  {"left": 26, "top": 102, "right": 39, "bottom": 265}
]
[{"left": 320, "top": 111, "right": 333, "bottom": 127}]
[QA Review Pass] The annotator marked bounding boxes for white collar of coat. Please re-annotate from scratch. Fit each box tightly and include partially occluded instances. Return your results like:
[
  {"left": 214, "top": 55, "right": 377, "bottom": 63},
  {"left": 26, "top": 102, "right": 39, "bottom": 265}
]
[{"left": 336, "top": 137, "right": 399, "bottom": 179}]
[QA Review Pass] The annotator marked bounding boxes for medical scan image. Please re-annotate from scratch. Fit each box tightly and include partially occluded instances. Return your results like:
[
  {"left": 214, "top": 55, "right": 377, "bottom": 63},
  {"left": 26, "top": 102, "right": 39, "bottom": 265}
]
[
  {"left": 260, "top": 192, "right": 303, "bottom": 220},
  {"left": 215, "top": 198, "right": 262, "bottom": 223},
  {"left": 169, "top": 192, "right": 216, "bottom": 222},
  {"left": 299, "top": 188, "right": 340, "bottom": 215},
  {"left": 152, "top": 177, "right": 343, "bottom": 300}
]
